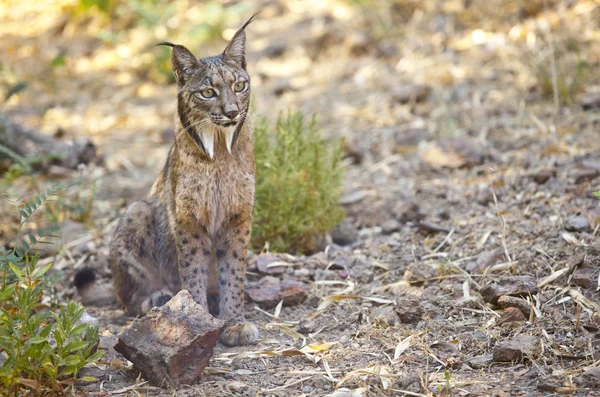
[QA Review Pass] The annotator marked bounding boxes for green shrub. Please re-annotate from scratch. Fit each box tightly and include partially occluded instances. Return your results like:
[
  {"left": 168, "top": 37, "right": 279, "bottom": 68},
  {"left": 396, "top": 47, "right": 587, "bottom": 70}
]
[
  {"left": 0, "top": 185, "right": 104, "bottom": 396},
  {"left": 252, "top": 112, "right": 345, "bottom": 254}
]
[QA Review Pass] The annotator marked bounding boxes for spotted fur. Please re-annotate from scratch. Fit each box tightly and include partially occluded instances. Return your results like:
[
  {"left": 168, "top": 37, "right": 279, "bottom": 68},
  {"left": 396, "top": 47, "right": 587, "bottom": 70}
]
[{"left": 109, "top": 15, "right": 259, "bottom": 346}]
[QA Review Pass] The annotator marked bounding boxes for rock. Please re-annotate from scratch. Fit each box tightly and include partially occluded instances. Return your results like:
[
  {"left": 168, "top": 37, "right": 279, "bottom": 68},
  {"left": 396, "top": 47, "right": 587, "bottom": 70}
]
[
  {"left": 381, "top": 219, "right": 401, "bottom": 234},
  {"left": 580, "top": 92, "right": 600, "bottom": 111},
  {"left": 532, "top": 169, "right": 556, "bottom": 184},
  {"left": 246, "top": 277, "right": 309, "bottom": 309},
  {"left": 419, "top": 137, "right": 485, "bottom": 169},
  {"left": 392, "top": 84, "right": 431, "bottom": 103},
  {"left": 394, "top": 201, "right": 424, "bottom": 223},
  {"left": 493, "top": 334, "right": 538, "bottom": 362},
  {"left": 497, "top": 295, "right": 532, "bottom": 318},
  {"left": 343, "top": 140, "right": 363, "bottom": 164},
  {"left": 468, "top": 354, "right": 493, "bottom": 369},
  {"left": 346, "top": 31, "right": 373, "bottom": 56},
  {"left": 370, "top": 306, "right": 399, "bottom": 327},
  {"left": 394, "top": 296, "right": 423, "bottom": 324},
  {"left": 495, "top": 307, "right": 527, "bottom": 326},
  {"left": 476, "top": 187, "right": 496, "bottom": 206},
  {"left": 572, "top": 168, "right": 599, "bottom": 184},
  {"left": 572, "top": 268, "right": 597, "bottom": 289},
  {"left": 256, "top": 254, "right": 289, "bottom": 275},
  {"left": 331, "top": 219, "right": 359, "bottom": 246},
  {"left": 297, "top": 318, "right": 317, "bottom": 334},
  {"left": 480, "top": 278, "right": 538, "bottom": 304},
  {"left": 564, "top": 215, "right": 590, "bottom": 232},
  {"left": 114, "top": 290, "right": 224, "bottom": 387}
]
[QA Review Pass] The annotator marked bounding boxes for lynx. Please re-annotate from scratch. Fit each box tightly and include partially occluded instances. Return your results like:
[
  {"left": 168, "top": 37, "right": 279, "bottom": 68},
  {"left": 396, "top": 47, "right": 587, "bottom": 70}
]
[{"left": 80, "top": 16, "right": 259, "bottom": 346}]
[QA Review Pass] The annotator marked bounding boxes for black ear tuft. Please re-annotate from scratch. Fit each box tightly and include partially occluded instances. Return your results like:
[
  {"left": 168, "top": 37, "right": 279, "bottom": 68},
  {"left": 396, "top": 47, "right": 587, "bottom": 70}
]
[
  {"left": 223, "top": 12, "right": 259, "bottom": 68},
  {"left": 157, "top": 42, "right": 199, "bottom": 85},
  {"left": 74, "top": 267, "right": 96, "bottom": 289}
]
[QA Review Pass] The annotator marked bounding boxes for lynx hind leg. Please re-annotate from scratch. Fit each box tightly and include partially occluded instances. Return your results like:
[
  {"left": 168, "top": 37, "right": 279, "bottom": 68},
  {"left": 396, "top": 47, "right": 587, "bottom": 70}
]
[
  {"left": 110, "top": 199, "right": 178, "bottom": 316},
  {"left": 140, "top": 289, "right": 175, "bottom": 314}
]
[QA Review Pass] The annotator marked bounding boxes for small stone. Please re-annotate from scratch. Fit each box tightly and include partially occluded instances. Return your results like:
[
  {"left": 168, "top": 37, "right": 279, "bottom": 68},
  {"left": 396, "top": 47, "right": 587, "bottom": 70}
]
[
  {"left": 381, "top": 219, "right": 401, "bottom": 234},
  {"left": 370, "top": 306, "right": 399, "bottom": 327},
  {"left": 480, "top": 278, "right": 538, "bottom": 304},
  {"left": 246, "top": 277, "right": 309, "bottom": 309},
  {"left": 256, "top": 254, "right": 289, "bottom": 275},
  {"left": 468, "top": 354, "right": 493, "bottom": 369},
  {"left": 395, "top": 201, "right": 424, "bottom": 223},
  {"left": 392, "top": 84, "right": 431, "bottom": 104},
  {"left": 476, "top": 188, "right": 496, "bottom": 206},
  {"left": 497, "top": 295, "right": 532, "bottom": 318},
  {"left": 572, "top": 168, "right": 599, "bottom": 184},
  {"left": 297, "top": 318, "right": 317, "bottom": 334},
  {"left": 394, "top": 296, "right": 423, "bottom": 324},
  {"left": 580, "top": 92, "right": 600, "bottom": 111},
  {"left": 343, "top": 140, "right": 363, "bottom": 164},
  {"left": 331, "top": 219, "right": 359, "bottom": 246},
  {"left": 495, "top": 307, "right": 527, "bottom": 326},
  {"left": 114, "top": 290, "right": 224, "bottom": 387},
  {"left": 572, "top": 268, "right": 597, "bottom": 289},
  {"left": 564, "top": 215, "right": 590, "bottom": 232},
  {"left": 532, "top": 169, "right": 556, "bottom": 184},
  {"left": 493, "top": 334, "right": 538, "bottom": 362},
  {"left": 346, "top": 31, "right": 373, "bottom": 56}
]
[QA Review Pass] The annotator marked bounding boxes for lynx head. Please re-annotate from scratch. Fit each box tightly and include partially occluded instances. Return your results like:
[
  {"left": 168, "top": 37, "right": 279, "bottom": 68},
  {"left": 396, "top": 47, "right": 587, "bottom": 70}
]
[{"left": 159, "top": 15, "right": 256, "bottom": 159}]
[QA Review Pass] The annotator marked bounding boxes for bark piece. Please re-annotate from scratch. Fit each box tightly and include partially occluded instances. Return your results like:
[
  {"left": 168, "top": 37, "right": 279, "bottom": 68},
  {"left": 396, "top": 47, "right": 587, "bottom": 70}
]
[
  {"left": 114, "top": 290, "right": 224, "bottom": 387},
  {"left": 493, "top": 334, "right": 538, "bottom": 362}
]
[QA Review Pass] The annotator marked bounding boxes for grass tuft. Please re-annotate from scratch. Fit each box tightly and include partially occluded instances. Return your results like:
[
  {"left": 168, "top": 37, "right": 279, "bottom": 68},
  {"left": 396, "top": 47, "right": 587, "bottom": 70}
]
[{"left": 252, "top": 112, "right": 345, "bottom": 254}]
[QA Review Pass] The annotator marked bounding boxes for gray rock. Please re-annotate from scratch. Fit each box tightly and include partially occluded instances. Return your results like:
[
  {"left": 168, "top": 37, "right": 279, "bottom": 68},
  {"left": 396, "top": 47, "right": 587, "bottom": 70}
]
[
  {"left": 564, "top": 215, "right": 590, "bottom": 232},
  {"left": 480, "top": 278, "right": 538, "bottom": 304},
  {"left": 246, "top": 277, "right": 309, "bottom": 309},
  {"left": 331, "top": 219, "right": 359, "bottom": 246},
  {"left": 114, "top": 290, "right": 224, "bottom": 387},
  {"left": 493, "top": 334, "right": 538, "bottom": 362}
]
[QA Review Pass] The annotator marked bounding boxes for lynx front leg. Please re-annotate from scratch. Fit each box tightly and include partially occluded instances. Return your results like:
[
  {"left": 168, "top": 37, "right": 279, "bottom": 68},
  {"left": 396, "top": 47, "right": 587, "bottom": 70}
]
[
  {"left": 175, "top": 219, "right": 211, "bottom": 310},
  {"left": 217, "top": 222, "right": 258, "bottom": 346}
]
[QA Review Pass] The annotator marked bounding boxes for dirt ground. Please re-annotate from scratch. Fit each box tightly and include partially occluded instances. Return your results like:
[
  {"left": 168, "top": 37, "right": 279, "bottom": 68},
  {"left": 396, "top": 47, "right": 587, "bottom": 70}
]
[{"left": 2, "top": 0, "right": 600, "bottom": 396}]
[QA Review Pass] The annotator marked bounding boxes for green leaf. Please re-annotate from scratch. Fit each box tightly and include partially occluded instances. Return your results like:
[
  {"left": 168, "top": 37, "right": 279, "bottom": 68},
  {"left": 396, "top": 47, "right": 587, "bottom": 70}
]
[
  {"left": 29, "top": 234, "right": 37, "bottom": 245},
  {"left": 4, "top": 81, "right": 28, "bottom": 102},
  {"left": 33, "top": 263, "right": 52, "bottom": 280},
  {"left": 81, "top": 376, "right": 99, "bottom": 382},
  {"left": 21, "top": 240, "right": 30, "bottom": 251},
  {"left": 86, "top": 349, "right": 105, "bottom": 363},
  {"left": 35, "top": 196, "right": 41, "bottom": 205},
  {"left": 27, "top": 336, "right": 48, "bottom": 345},
  {"left": 59, "top": 354, "right": 82, "bottom": 367},
  {"left": 19, "top": 210, "right": 28, "bottom": 219},
  {"left": 65, "top": 340, "right": 88, "bottom": 353},
  {"left": 8, "top": 262, "right": 22, "bottom": 278}
]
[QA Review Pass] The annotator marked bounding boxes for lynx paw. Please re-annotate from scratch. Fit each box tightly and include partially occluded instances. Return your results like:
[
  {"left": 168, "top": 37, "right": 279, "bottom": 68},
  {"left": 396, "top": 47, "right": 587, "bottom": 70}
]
[
  {"left": 140, "top": 290, "right": 173, "bottom": 314},
  {"left": 220, "top": 322, "right": 259, "bottom": 346}
]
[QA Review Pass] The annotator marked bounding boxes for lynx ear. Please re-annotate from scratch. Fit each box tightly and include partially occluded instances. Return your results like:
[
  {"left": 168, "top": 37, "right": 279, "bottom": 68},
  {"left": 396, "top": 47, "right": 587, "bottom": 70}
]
[
  {"left": 157, "top": 42, "right": 199, "bottom": 85},
  {"left": 223, "top": 13, "right": 258, "bottom": 68}
]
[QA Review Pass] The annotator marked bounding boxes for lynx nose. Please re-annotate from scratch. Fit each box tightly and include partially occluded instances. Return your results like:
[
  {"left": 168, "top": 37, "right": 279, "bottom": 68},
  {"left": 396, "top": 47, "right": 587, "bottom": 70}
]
[{"left": 224, "top": 107, "right": 239, "bottom": 120}]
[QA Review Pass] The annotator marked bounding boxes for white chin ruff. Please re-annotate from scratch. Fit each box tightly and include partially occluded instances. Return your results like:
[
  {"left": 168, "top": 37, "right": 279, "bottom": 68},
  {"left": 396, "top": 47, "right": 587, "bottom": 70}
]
[{"left": 199, "top": 125, "right": 236, "bottom": 159}]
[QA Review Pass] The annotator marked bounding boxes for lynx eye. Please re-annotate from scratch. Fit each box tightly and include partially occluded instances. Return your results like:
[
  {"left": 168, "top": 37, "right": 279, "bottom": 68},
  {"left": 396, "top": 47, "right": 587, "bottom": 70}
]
[
  {"left": 197, "top": 89, "right": 216, "bottom": 99},
  {"left": 234, "top": 81, "right": 246, "bottom": 92}
]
